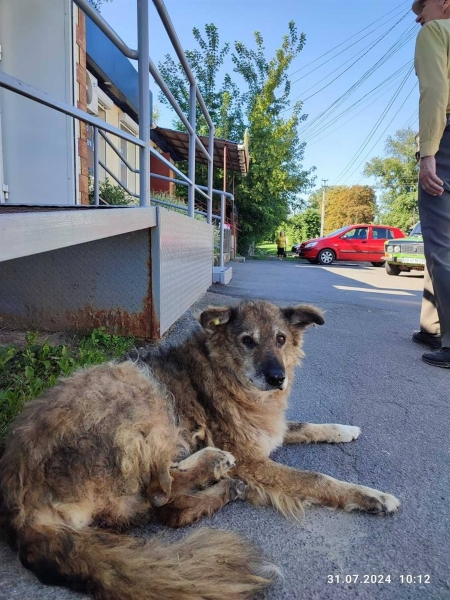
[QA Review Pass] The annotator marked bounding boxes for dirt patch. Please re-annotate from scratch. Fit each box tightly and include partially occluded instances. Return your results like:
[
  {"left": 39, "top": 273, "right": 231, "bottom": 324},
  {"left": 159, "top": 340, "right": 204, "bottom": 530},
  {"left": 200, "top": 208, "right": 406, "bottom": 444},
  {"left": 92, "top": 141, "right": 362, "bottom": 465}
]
[{"left": 0, "top": 330, "right": 72, "bottom": 349}]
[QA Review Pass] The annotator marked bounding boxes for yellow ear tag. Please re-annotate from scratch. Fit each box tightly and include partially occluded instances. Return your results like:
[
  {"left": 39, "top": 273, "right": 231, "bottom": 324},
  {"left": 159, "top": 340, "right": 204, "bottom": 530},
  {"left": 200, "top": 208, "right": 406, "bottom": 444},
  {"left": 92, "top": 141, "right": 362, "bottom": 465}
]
[{"left": 212, "top": 318, "right": 221, "bottom": 326}]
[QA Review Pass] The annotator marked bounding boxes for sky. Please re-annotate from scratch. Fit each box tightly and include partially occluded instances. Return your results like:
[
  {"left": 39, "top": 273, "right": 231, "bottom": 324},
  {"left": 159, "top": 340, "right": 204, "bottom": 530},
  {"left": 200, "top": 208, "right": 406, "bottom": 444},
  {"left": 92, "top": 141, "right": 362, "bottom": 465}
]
[{"left": 100, "top": 0, "right": 419, "bottom": 195}]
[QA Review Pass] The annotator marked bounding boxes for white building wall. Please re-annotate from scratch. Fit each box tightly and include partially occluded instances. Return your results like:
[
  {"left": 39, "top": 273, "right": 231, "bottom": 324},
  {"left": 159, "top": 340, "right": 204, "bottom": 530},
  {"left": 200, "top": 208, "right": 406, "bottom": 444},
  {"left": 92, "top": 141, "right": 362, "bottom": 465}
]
[{"left": 0, "top": 0, "right": 75, "bottom": 204}]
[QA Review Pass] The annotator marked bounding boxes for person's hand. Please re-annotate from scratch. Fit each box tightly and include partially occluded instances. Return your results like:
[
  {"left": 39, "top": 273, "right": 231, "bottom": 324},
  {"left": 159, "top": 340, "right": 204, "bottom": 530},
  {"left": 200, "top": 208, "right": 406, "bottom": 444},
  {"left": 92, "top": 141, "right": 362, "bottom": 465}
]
[{"left": 419, "top": 155, "right": 444, "bottom": 196}]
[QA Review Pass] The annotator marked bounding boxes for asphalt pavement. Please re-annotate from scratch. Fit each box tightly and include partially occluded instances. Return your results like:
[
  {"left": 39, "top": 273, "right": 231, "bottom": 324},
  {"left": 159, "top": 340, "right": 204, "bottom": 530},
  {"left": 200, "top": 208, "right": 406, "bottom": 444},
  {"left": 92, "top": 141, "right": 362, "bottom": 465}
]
[{"left": 1, "top": 258, "right": 449, "bottom": 600}]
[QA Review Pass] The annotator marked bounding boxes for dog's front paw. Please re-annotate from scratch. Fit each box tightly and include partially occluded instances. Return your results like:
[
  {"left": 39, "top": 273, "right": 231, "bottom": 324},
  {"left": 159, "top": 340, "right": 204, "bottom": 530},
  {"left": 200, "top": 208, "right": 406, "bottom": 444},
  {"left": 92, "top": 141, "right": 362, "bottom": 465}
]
[
  {"left": 345, "top": 485, "right": 400, "bottom": 515},
  {"left": 330, "top": 424, "right": 361, "bottom": 443},
  {"left": 209, "top": 449, "right": 236, "bottom": 479}
]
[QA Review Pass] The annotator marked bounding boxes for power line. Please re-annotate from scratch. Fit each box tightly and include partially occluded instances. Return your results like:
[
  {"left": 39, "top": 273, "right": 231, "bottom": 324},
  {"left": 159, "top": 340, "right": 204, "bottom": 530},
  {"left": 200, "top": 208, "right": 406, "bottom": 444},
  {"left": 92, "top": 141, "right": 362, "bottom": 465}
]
[
  {"left": 283, "top": 11, "right": 413, "bottom": 113},
  {"left": 334, "top": 66, "right": 413, "bottom": 182},
  {"left": 303, "top": 62, "right": 413, "bottom": 144},
  {"left": 296, "top": 23, "right": 416, "bottom": 140},
  {"left": 297, "top": 21, "right": 412, "bottom": 103},
  {"left": 335, "top": 67, "right": 415, "bottom": 184},
  {"left": 306, "top": 71, "right": 413, "bottom": 148},
  {"left": 288, "top": 0, "right": 410, "bottom": 79}
]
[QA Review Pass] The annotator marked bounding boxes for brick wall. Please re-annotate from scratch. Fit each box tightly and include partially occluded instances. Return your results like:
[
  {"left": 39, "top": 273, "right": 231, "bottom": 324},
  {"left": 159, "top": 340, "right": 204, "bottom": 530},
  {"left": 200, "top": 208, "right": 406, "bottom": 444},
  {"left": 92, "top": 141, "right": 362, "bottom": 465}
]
[{"left": 76, "top": 9, "right": 89, "bottom": 205}]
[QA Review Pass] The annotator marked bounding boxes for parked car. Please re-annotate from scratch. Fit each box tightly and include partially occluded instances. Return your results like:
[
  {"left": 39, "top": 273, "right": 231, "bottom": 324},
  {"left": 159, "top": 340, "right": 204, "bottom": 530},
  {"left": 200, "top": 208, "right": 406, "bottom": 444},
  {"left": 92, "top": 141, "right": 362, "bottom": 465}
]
[
  {"left": 291, "top": 243, "right": 301, "bottom": 254},
  {"left": 298, "top": 224, "right": 405, "bottom": 266},
  {"left": 384, "top": 222, "right": 425, "bottom": 276}
]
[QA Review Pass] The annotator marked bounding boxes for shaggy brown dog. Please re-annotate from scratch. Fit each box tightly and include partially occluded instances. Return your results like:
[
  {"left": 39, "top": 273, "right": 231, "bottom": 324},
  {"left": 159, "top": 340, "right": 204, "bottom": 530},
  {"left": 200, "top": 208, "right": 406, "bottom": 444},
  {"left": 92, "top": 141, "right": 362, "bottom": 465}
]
[{"left": 0, "top": 300, "right": 399, "bottom": 600}]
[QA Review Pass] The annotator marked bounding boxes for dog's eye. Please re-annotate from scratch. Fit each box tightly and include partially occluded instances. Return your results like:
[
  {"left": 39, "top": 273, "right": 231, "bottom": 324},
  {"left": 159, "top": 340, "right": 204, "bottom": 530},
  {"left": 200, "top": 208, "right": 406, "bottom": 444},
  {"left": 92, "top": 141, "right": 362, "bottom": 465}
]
[
  {"left": 276, "top": 334, "right": 286, "bottom": 346},
  {"left": 241, "top": 335, "right": 256, "bottom": 348}
]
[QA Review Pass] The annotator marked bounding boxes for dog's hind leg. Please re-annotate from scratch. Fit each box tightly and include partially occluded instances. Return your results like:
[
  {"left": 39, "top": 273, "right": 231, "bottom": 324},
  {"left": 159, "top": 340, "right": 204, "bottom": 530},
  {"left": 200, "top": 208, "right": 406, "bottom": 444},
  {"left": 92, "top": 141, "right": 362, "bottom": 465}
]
[
  {"left": 233, "top": 457, "right": 399, "bottom": 519},
  {"left": 155, "top": 478, "right": 246, "bottom": 527},
  {"left": 283, "top": 422, "right": 361, "bottom": 444}
]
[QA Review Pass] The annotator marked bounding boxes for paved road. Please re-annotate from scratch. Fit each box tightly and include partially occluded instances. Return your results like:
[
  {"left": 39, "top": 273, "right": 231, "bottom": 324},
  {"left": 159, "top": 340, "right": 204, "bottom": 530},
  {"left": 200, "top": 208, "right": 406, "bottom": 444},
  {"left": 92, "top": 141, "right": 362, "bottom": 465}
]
[{"left": 1, "top": 259, "right": 449, "bottom": 599}]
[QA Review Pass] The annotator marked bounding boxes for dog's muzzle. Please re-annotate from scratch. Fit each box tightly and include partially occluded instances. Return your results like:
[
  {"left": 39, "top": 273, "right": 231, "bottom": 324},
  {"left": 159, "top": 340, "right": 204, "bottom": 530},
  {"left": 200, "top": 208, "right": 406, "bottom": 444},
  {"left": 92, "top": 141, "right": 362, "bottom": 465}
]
[{"left": 265, "top": 368, "right": 286, "bottom": 390}]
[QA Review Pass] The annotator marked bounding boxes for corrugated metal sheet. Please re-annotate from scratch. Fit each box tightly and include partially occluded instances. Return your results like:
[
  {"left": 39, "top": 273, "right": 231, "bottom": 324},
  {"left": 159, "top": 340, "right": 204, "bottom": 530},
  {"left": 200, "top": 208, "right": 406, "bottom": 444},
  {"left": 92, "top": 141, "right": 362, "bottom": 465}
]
[
  {"left": 0, "top": 208, "right": 214, "bottom": 339},
  {"left": 152, "top": 207, "right": 213, "bottom": 336},
  {"left": 0, "top": 230, "right": 157, "bottom": 338}
]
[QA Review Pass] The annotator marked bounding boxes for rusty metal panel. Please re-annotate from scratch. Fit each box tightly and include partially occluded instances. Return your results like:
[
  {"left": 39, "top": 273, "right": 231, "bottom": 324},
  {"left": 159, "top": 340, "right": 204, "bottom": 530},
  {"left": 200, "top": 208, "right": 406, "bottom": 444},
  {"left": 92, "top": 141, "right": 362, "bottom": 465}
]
[
  {"left": 152, "top": 207, "right": 213, "bottom": 336},
  {"left": 0, "top": 229, "right": 157, "bottom": 338}
]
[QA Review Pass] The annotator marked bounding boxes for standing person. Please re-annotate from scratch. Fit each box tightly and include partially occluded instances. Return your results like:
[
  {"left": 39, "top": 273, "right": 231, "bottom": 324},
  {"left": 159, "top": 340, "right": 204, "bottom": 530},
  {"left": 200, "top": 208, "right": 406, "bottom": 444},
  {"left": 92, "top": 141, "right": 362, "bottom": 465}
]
[
  {"left": 412, "top": 0, "right": 450, "bottom": 368},
  {"left": 276, "top": 231, "right": 288, "bottom": 260}
]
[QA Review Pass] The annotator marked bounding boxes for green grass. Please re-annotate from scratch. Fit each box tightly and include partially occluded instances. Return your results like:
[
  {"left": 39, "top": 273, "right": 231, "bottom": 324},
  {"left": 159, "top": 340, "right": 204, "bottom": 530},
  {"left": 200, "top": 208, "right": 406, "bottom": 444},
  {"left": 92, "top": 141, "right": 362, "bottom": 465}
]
[
  {"left": 0, "top": 328, "right": 134, "bottom": 440},
  {"left": 252, "top": 242, "right": 297, "bottom": 261}
]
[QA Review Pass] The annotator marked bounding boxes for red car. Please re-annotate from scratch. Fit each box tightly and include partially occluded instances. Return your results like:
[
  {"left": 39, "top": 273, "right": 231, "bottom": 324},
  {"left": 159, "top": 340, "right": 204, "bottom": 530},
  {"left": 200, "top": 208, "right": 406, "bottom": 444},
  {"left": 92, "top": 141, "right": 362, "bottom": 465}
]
[{"left": 298, "top": 224, "right": 405, "bottom": 266}]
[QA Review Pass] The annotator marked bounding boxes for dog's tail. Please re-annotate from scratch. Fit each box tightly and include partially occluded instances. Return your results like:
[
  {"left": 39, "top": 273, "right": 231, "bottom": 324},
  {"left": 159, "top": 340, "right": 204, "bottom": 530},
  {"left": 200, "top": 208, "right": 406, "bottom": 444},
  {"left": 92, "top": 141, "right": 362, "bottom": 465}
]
[{"left": 17, "top": 523, "right": 277, "bottom": 600}]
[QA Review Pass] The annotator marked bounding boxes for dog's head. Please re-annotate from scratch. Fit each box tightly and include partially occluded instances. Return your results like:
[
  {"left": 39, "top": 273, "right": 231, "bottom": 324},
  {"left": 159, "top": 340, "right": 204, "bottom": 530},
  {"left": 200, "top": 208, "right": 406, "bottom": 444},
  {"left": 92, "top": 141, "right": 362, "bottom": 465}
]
[{"left": 200, "top": 300, "right": 324, "bottom": 392}]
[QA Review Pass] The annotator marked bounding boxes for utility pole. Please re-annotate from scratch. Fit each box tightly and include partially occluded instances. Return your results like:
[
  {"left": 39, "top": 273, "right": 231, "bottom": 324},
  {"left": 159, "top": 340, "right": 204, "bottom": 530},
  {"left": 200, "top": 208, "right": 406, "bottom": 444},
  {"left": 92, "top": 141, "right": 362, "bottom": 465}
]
[{"left": 320, "top": 179, "right": 328, "bottom": 238}]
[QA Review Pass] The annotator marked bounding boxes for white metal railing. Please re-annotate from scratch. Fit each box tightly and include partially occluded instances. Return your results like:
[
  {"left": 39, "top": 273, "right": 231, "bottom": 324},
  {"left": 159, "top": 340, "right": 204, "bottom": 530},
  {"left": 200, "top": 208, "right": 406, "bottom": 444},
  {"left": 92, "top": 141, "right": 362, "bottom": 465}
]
[{"left": 0, "top": 0, "right": 234, "bottom": 267}]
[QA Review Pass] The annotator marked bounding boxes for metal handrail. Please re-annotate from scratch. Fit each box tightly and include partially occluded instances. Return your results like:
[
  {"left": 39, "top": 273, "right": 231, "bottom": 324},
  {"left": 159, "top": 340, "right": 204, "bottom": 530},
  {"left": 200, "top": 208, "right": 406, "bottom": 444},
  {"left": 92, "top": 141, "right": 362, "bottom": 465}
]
[
  {"left": 0, "top": 0, "right": 230, "bottom": 266},
  {"left": 73, "top": 0, "right": 215, "bottom": 219},
  {"left": 149, "top": 147, "right": 211, "bottom": 202},
  {"left": 152, "top": 0, "right": 214, "bottom": 129},
  {"left": 99, "top": 130, "right": 139, "bottom": 174},
  {"left": 149, "top": 60, "right": 212, "bottom": 162},
  {"left": 99, "top": 160, "right": 140, "bottom": 198},
  {"left": 73, "top": 0, "right": 138, "bottom": 59},
  {"left": 0, "top": 71, "right": 144, "bottom": 147}
]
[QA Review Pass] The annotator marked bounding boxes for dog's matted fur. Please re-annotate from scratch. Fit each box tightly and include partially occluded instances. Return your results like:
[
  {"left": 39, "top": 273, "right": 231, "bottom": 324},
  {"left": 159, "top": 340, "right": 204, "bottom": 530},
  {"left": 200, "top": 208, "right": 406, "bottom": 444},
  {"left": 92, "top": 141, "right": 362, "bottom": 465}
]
[{"left": 0, "top": 300, "right": 400, "bottom": 599}]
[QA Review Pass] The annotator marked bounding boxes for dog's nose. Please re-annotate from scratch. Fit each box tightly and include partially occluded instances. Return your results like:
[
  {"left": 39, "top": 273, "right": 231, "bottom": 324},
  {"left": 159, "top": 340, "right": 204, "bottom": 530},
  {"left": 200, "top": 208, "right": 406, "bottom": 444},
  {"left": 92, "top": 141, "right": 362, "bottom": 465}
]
[{"left": 265, "top": 369, "right": 285, "bottom": 388}]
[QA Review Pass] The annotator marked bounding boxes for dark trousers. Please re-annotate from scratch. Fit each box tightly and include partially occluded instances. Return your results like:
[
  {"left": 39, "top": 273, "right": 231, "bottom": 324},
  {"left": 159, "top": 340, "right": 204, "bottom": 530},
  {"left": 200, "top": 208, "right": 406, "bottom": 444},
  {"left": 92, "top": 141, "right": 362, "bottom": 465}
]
[{"left": 418, "top": 115, "right": 450, "bottom": 348}]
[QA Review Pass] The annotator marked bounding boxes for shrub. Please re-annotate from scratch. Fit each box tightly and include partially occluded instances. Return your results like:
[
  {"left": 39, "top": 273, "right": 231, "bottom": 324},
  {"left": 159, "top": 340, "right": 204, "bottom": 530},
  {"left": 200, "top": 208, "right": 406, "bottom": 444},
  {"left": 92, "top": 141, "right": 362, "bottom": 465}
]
[{"left": 0, "top": 328, "right": 134, "bottom": 440}]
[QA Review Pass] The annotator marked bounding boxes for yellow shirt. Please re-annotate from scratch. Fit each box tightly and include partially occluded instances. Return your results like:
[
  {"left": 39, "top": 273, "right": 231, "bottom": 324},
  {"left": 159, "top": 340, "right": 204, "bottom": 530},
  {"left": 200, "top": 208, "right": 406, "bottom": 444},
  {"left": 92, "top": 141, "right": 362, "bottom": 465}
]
[
  {"left": 276, "top": 235, "right": 287, "bottom": 249},
  {"left": 414, "top": 19, "right": 450, "bottom": 157}
]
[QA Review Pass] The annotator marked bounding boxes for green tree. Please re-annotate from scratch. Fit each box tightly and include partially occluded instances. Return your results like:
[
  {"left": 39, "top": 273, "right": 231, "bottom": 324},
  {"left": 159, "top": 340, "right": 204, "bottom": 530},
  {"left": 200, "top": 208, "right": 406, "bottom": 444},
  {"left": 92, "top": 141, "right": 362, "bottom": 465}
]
[
  {"left": 281, "top": 207, "right": 320, "bottom": 244},
  {"left": 324, "top": 185, "right": 376, "bottom": 233},
  {"left": 364, "top": 128, "right": 419, "bottom": 231},
  {"left": 157, "top": 23, "right": 315, "bottom": 252},
  {"left": 306, "top": 188, "right": 323, "bottom": 211},
  {"left": 301, "top": 207, "right": 321, "bottom": 240},
  {"left": 158, "top": 24, "right": 245, "bottom": 141},
  {"left": 88, "top": 0, "right": 111, "bottom": 11}
]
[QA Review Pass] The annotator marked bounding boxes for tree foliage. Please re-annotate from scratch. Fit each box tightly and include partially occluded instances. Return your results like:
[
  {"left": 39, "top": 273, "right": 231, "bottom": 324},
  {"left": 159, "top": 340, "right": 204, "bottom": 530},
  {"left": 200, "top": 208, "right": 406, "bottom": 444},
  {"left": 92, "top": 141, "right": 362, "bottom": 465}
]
[
  {"left": 323, "top": 185, "right": 376, "bottom": 233},
  {"left": 281, "top": 208, "right": 320, "bottom": 244},
  {"left": 157, "top": 23, "right": 315, "bottom": 252},
  {"left": 158, "top": 24, "right": 245, "bottom": 141},
  {"left": 88, "top": 0, "right": 111, "bottom": 11},
  {"left": 364, "top": 128, "right": 419, "bottom": 231}
]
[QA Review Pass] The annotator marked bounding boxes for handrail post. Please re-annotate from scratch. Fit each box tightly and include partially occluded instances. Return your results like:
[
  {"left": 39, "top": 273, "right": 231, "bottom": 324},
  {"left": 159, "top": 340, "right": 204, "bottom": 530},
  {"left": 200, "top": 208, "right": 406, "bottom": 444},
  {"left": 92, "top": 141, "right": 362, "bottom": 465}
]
[
  {"left": 188, "top": 83, "right": 196, "bottom": 218},
  {"left": 207, "top": 126, "right": 214, "bottom": 224},
  {"left": 220, "top": 193, "right": 225, "bottom": 268},
  {"left": 93, "top": 126, "right": 99, "bottom": 206},
  {"left": 138, "top": 0, "right": 150, "bottom": 207}
]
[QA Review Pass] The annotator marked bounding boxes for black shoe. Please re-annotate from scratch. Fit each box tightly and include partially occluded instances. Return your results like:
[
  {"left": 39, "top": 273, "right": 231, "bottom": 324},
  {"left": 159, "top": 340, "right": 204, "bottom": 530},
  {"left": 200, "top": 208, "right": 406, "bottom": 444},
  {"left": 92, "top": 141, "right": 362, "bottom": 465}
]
[
  {"left": 422, "top": 348, "right": 450, "bottom": 368},
  {"left": 412, "top": 331, "right": 441, "bottom": 351}
]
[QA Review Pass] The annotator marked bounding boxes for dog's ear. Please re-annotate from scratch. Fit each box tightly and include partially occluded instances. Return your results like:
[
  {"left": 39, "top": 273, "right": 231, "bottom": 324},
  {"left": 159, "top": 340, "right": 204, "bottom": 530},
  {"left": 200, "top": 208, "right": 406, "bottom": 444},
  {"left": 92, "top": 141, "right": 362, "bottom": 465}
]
[
  {"left": 200, "top": 306, "right": 232, "bottom": 334},
  {"left": 282, "top": 304, "right": 325, "bottom": 330}
]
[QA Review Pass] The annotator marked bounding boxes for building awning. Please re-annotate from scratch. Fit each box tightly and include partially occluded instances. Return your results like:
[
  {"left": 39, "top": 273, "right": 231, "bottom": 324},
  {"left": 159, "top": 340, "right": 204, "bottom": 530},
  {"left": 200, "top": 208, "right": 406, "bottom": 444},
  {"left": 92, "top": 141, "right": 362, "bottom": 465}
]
[{"left": 150, "top": 126, "right": 249, "bottom": 176}]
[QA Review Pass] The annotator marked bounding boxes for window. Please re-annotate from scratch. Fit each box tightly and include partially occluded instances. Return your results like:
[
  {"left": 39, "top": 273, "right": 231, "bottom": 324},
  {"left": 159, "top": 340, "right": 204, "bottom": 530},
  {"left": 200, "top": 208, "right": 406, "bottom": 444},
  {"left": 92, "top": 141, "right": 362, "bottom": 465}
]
[
  {"left": 98, "top": 107, "right": 106, "bottom": 181},
  {"left": 372, "top": 227, "right": 390, "bottom": 240},
  {"left": 119, "top": 129, "right": 128, "bottom": 188},
  {"left": 86, "top": 107, "right": 107, "bottom": 181},
  {"left": 342, "top": 227, "right": 368, "bottom": 240},
  {"left": 119, "top": 123, "right": 138, "bottom": 193}
]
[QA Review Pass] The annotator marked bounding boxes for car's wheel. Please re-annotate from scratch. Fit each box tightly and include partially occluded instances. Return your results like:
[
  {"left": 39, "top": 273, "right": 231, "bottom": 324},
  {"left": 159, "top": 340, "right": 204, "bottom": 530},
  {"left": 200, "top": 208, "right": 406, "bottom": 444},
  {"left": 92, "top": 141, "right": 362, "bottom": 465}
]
[
  {"left": 371, "top": 262, "right": 384, "bottom": 267},
  {"left": 385, "top": 262, "right": 401, "bottom": 276},
  {"left": 317, "top": 249, "right": 335, "bottom": 265}
]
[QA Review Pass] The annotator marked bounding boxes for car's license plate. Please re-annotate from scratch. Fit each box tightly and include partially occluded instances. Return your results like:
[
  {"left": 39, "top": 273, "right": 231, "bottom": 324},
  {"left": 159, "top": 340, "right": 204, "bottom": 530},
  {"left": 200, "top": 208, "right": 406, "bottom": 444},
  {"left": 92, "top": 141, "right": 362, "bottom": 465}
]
[{"left": 402, "top": 257, "right": 425, "bottom": 264}]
